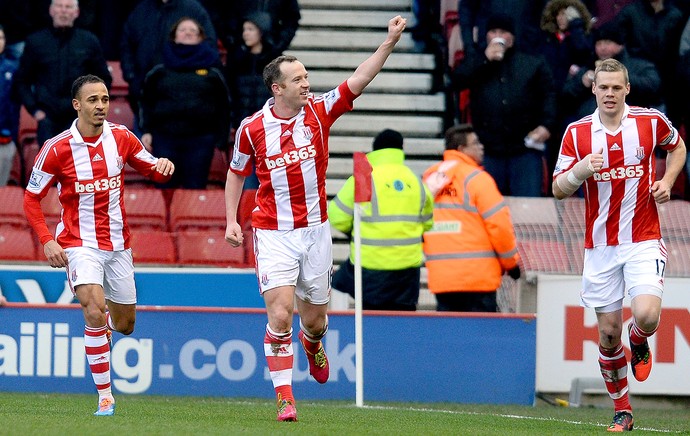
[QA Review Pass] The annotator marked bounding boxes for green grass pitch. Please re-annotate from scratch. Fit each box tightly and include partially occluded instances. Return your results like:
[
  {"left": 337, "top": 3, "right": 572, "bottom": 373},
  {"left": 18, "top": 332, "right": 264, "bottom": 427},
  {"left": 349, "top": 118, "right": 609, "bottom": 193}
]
[{"left": 0, "top": 393, "right": 688, "bottom": 435}]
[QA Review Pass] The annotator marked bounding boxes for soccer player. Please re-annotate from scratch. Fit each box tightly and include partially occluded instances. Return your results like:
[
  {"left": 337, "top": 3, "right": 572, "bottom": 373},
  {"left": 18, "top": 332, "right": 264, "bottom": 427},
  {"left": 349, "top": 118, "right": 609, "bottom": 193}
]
[
  {"left": 23, "top": 74, "right": 175, "bottom": 416},
  {"left": 224, "top": 16, "right": 407, "bottom": 421},
  {"left": 552, "top": 58, "right": 686, "bottom": 432}
]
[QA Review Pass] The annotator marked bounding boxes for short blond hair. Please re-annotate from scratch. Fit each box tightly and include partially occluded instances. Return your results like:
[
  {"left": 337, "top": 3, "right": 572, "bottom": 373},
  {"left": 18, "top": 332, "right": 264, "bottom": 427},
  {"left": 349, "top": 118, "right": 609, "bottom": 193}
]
[{"left": 594, "top": 58, "right": 629, "bottom": 84}]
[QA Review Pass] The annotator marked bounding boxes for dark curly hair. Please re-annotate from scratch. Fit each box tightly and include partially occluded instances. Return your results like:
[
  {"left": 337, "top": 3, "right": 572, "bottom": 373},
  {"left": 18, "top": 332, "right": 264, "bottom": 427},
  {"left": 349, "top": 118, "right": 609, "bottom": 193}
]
[{"left": 540, "top": 0, "right": 592, "bottom": 34}]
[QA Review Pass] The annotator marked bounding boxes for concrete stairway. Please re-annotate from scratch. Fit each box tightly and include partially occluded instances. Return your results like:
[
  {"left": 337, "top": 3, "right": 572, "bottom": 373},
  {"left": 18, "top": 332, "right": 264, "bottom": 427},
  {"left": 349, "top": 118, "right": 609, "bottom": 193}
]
[{"left": 289, "top": 0, "right": 446, "bottom": 309}]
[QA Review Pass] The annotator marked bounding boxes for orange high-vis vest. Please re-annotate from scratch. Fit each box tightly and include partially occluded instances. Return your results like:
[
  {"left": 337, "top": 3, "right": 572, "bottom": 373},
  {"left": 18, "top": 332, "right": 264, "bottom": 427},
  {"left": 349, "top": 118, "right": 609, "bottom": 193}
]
[{"left": 422, "top": 150, "right": 519, "bottom": 293}]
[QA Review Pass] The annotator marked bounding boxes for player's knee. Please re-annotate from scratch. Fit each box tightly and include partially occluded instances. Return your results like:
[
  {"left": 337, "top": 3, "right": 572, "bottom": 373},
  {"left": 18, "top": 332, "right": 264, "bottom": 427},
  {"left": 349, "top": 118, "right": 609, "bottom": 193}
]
[
  {"left": 300, "top": 316, "right": 328, "bottom": 339},
  {"left": 113, "top": 318, "right": 135, "bottom": 335},
  {"left": 83, "top": 306, "right": 106, "bottom": 326},
  {"left": 633, "top": 308, "right": 660, "bottom": 332},
  {"left": 598, "top": 323, "right": 623, "bottom": 346}
]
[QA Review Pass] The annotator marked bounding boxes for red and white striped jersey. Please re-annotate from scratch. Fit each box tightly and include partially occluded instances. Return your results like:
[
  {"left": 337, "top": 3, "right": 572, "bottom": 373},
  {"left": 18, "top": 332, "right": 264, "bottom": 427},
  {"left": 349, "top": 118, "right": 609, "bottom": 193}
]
[
  {"left": 25, "top": 121, "right": 164, "bottom": 251},
  {"left": 554, "top": 105, "right": 681, "bottom": 248},
  {"left": 230, "top": 81, "right": 356, "bottom": 230}
]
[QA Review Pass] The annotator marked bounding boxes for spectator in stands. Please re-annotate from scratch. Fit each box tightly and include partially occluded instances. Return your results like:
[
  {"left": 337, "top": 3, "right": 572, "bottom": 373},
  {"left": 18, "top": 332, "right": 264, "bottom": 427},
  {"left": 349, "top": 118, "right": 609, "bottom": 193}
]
[
  {"left": 539, "top": 0, "right": 594, "bottom": 184},
  {"left": 458, "top": 0, "right": 548, "bottom": 56},
  {"left": 423, "top": 124, "right": 520, "bottom": 312},
  {"left": 219, "top": 0, "right": 300, "bottom": 55},
  {"left": 614, "top": 0, "right": 685, "bottom": 123},
  {"left": 224, "top": 16, "right": 407, "bottom": 421},
  {"left": 12, "top": 0, "right": 111, "bottom": 148},
  {"left": 24, "top": 74, "right": 175, "bottom": 416},
  {"left": 226, "top": 12, "right": 277, "bottom": 132},
  {"left": 82, "top": 0, "right": 141, "bottom": 61},
  {"left": 139, "top": 17, "right": 229, "bottom": 189},
  {"left": 552, "top": 58, "right": 686, "bottom": 432},
  {"left": 0, "top": 25, "right": 19, "bottom": 186},
  {"left": 410, "top": 0, "right": 443, "bottom": 53},
  {"left": 539, "top": 0, "right": 593, "bottom": 99},
  {"left": 329, "top": 129, "right": 434, "bottom": 311},
  {"left": 225, "top": 12, "right": 278, "bottom": 191},
  {"left": 120, "top": 0, "right": 216, "bottom": 124},
  {"left": 587, "top": 0, "right": 635, "bottom": 28},
  {"left": 451, "top": 13, "right": 557, "bottom": 197},
  {"left": 0, "top": 0, "right": 32, "bottom": 60},
  {"left": 562, "top": 22, "right": 663, "bottom": 121}
]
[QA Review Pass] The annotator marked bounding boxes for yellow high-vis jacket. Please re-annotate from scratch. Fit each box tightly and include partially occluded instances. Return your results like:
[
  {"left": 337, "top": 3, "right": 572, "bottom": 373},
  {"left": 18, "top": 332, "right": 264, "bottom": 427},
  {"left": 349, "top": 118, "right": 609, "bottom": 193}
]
[
  {"left": 328, "top": 148, "right": 434, "bottom": 270},
  {"left": 422, "top": 150, "right": 520, "bottom": 293}
]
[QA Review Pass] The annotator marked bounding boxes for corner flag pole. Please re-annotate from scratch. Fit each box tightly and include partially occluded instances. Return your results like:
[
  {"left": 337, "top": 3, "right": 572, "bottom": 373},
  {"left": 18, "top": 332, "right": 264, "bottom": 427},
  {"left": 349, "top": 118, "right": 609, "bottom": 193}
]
[{"left": 352, "top": 152, "right": 372, "bottom": 408}]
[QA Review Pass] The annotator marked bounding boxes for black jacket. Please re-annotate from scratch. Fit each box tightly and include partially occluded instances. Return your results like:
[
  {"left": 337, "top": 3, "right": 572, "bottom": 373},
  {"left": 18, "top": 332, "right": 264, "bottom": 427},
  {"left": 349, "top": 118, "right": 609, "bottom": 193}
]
[
  {"left": 562, "top": 49, "right": 663, "bottom": 121},
  {"left": 223, "top": 0, "right": 300, "bottom": 53},
  {"left": 452, "top": 48, "right": 557, "bottom": 157},
  {"left": 12, "top": 26, "right": 111, "bottom": 123},
  {"left": 120, "top": 0, "right": 216, "bottom": 106},
  {"left": 140, "top": 41, "right": 230, "bottom": 147},
  {"left": 225, "top": 44, "right": 277, "bottom": 129}
]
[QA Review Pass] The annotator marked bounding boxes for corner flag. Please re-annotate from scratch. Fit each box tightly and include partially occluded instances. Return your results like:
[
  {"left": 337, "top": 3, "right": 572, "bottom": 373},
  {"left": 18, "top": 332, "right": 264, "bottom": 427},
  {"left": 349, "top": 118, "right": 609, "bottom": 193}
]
[
  {"left": 353, "top": 152, "right": 372, "bottom": 203},
  {"left": 351, "top": 151, "right": 372, "bottom": 407}
]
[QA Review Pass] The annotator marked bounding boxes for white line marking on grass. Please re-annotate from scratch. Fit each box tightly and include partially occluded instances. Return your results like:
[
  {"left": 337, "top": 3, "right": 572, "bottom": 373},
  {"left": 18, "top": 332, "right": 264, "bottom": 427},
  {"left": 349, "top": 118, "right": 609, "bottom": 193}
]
[
  {"left": 231, "top": 400, "right": 681, "bottom": 433},
  {"left": 357, "top": 405, "right": 681, "bottom": 433}
]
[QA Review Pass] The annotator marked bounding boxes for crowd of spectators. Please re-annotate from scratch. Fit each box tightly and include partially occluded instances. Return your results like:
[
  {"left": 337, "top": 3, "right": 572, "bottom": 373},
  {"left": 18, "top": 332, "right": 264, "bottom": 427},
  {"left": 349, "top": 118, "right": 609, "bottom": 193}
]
[
  {"left": 445, "top": 0, "right": 690, "bottom": 199},
  {"left": 0, "top": 0, "right": 300, "bottom": 190}
]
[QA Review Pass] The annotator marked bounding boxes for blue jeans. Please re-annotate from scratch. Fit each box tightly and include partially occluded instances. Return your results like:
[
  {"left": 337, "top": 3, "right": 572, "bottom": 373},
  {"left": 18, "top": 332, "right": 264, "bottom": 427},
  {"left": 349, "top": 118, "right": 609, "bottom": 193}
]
[{"left": 483, "top": 151, "right": 544, "bottom": 197}]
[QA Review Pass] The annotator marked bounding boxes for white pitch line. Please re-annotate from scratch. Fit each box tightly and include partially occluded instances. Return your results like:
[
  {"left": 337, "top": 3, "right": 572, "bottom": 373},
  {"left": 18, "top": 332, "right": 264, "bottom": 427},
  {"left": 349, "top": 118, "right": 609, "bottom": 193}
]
[
  {"left": 231, "top": 400, "right": 681, "bottom": 433},
  {"left": 358, "top": 404, "right": 682, "bottom": 434}
]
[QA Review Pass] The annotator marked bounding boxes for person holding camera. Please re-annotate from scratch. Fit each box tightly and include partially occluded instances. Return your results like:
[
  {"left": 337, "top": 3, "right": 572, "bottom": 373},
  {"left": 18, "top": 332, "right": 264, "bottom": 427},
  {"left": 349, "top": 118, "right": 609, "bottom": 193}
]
[{"left": 451, "top": 13, "right": 557, "bottom": 197}]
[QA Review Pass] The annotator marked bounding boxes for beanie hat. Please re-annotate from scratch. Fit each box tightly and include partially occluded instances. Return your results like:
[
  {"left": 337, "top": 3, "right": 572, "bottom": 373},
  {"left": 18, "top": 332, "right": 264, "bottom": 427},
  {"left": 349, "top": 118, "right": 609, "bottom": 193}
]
[
  {"left": 486, "top": 13, "right": 515, "bottom": 35},
  {"left": 245, "top": 11, "right": 272, "bottom": 35},
  {"left": 372, "top": 129, "right": 404, "bottom": 151},
  {"left": 594, "top": 22, "right": 624, "bottom": 45}
]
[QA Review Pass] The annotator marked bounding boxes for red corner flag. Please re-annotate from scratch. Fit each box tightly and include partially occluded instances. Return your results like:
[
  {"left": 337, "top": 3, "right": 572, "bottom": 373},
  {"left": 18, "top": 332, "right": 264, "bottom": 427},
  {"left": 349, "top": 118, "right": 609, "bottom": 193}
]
[{"left": 353, "top": 152, "right": 372, "bottom": 203}]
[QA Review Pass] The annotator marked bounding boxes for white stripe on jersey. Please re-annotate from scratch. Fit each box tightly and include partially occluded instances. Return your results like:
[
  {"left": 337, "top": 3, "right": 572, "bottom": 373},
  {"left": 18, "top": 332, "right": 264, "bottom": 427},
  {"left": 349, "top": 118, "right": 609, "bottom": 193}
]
[
  {"left": 618, "top": 119, "right": 640, "bottom": 241},
  {"left": 230, "top": 125, "right": 252, "bottom": 170},
  {"left": 271, "top": 165, "right": 293, "bottom": 225},
  {"left": 102, "top": 132, "right": 125, "bottom": 251},
  {"left": 264, "top": 118, "right": 282, "bottom": 156},
  {"left": 69, "top": 138, "right": 98, "bottom": 247}
]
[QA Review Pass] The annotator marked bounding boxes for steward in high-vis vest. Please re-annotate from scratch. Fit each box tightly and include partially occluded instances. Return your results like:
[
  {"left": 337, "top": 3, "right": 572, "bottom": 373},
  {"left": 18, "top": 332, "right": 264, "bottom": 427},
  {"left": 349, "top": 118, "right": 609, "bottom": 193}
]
[
  {"left": 423, "top": 124, "right": 520, "bottom": 312},
  {"left": 329, "top": 129, "right": 434, "bottom": 310}
]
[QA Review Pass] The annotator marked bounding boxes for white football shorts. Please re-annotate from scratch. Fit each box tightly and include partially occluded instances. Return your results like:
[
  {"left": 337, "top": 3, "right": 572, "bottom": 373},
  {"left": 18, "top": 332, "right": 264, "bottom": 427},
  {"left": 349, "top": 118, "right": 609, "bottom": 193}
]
[
  {"left": 65, "top": 246, "right": 137, "bottom": 304},
  {"left": 581, "top": 239, "right": 666, "bottom": 312},
  {"left": 254, "top": 220, "right": 332, "bottom": 304}
]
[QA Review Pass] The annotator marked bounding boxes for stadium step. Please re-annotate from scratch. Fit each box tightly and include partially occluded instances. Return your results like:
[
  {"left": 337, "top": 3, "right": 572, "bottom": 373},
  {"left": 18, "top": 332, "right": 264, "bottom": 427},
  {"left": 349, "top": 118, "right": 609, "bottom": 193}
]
[
  {"left": 299, "top": 10, "right": 414, "bottom": 29},
  {"left": 331, "top": 114, "right": 442, "bottom": 137},
  {"left": 355, "top": 93, "right": 446, "bottom": 113},
  {"left": 291, "top": 30, "right": 416, "bottom": 51},
  {"left": 285, "top": 50, "right": 435, "bottom": 71},
  {"left": 299, "top": 0, "right": 411, "bottom": 10},
  {"left": 328, "top": 136, "right": 444, "bottom": 156},
  {"left": 307, "top": 70, "right": 432, "bottom": 94}
]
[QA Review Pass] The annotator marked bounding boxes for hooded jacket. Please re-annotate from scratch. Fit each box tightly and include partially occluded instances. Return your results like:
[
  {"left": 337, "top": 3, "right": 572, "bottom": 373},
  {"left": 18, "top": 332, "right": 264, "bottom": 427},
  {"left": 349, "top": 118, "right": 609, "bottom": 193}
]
[{"left": 423, "top": 150, "right": 519, "bottom": 293}]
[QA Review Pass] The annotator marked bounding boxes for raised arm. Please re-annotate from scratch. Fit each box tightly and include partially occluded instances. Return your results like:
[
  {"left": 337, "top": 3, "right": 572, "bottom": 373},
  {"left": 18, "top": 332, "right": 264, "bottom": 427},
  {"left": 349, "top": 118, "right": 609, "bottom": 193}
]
[{"left": 346, "top": 15, "right": 406, "bottom": 96}]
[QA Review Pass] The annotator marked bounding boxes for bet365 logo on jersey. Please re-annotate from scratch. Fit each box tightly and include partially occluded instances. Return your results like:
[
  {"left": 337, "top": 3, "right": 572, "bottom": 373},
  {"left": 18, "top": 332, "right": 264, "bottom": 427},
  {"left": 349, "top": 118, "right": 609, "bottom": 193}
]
[
  {"left": 592, "top": 164, "right": 644, "bottom": 182},
  {"left": 75, "top": 174, "right": 122, "bottom": 193},
  {"left": 265, "top": 145, "right": 316, "bottom": 169}
]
